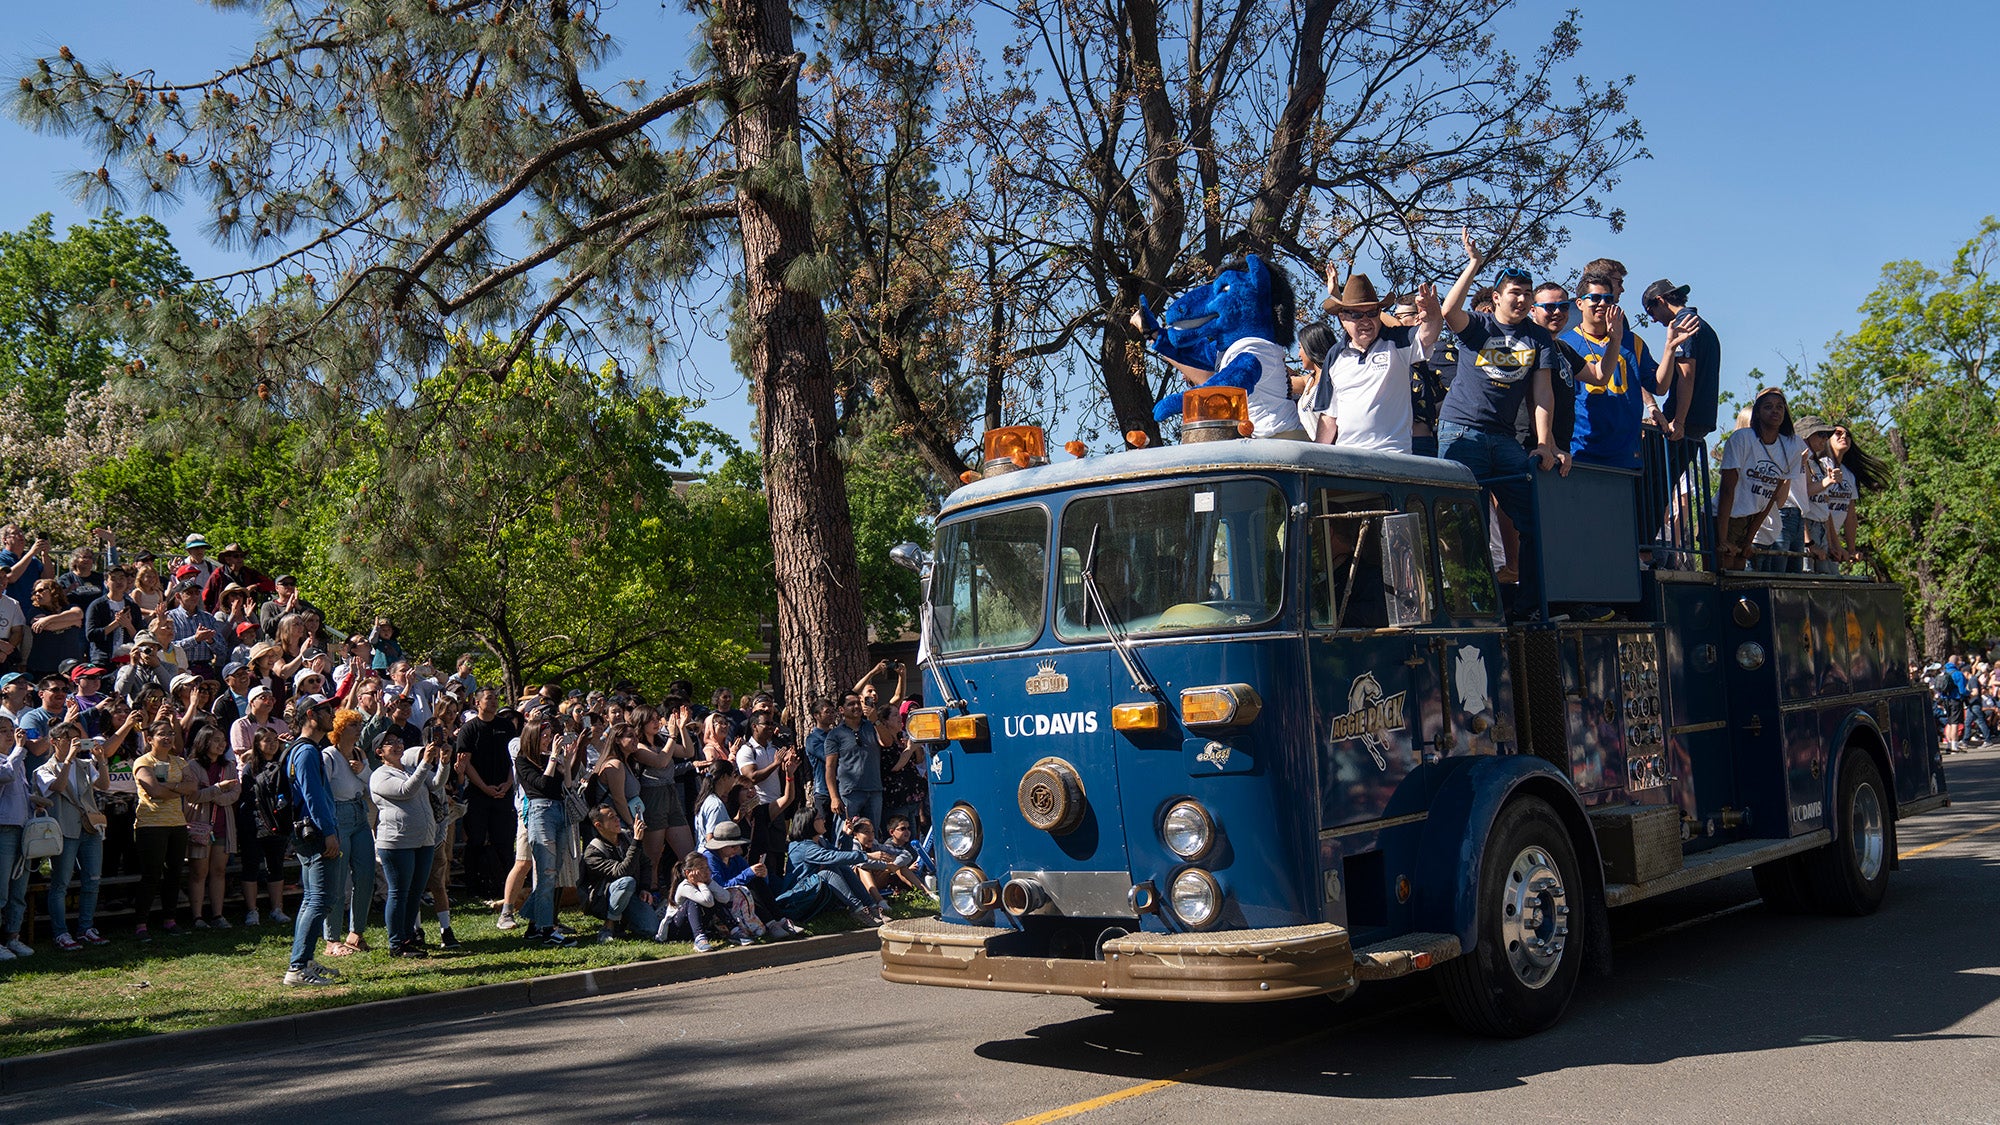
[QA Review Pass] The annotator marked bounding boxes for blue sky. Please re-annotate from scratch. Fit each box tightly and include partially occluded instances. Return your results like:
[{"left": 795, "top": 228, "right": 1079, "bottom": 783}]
[{"left": 5, "top": 2, "right": 1995, "bottom": 445}]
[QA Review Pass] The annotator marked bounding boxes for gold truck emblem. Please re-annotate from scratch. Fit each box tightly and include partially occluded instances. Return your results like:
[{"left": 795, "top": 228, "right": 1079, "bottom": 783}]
[{"left": 1026, "top": 659, "right": 1069, "bottom": 695}]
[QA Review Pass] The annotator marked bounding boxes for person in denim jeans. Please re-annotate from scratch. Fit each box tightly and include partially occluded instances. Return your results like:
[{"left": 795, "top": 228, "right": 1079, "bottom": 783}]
[
  {"left": 0, "top": 717, "right": 35, "bottom": 958},
  {"left": 319, "top": 709, "right": 377, "bottom": 958},
  {"left": 514, "top": 711, "right": 579, "bottom": 946},
  {"left": 283, "top": 696, "right": 346, "bottom": 986},
  {"left": 1436, "top": 227, "right": 1567, "bottom": 619},
  {"left": 36, "top": 720, "right": 117, "bottom": 950}
]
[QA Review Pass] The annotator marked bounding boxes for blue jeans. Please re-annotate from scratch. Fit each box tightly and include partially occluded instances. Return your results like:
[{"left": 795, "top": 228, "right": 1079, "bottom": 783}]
[
  {"left": 1411, "top": 434, "right": 1439, "bottom": 458},
  {"left": 47, "top": 831, "right": 104, "bottom": 938},
  {"left": 322, "top": 799, "right": 377, "bottom": 941},
  {"left": 524, "top": 798, "right": 566, "bottom": 930},
  {"left": 839, "top": 791, "right": 884, "bottom": 834},
  {"left": 0, "top": 825, "right": 27, "bottom": 937},
  {"left": 380, "top": 845, "right": 436, "bottom": 948},
  {"left": 603, "top": 875, "right": 662, "bottom": 937},
  {"left": 290, "top": 844, "right": 331, "bottom": 972},
  {"left": 1438, "top": 422, "right": 1542, "bottom": 616}
]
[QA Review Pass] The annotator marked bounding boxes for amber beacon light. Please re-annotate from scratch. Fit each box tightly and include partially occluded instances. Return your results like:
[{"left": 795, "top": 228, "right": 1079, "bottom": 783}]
[
  {"left": 981, "top": 425, "right": 1049, "bottom": 474},
  {"left": 1181, "top": 386, "right": 1255, "bottom": 442}
]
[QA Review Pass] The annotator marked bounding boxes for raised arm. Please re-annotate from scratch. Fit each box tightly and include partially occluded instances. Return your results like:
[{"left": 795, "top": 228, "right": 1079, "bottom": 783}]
[{"left": 1443, "top": 226, "right": 1488, "bottom": 335}]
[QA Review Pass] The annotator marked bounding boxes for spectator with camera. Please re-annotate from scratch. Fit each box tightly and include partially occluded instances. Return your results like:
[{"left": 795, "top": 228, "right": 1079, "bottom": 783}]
[
  {"left": 35, "top": 719, "right": 116, "bottom": 950},
  {"left": 283, "top": 693, "right": 346, "bottom": 987},
  {"left": 368, "top": 726, "right": 447, "bottom": 957}
]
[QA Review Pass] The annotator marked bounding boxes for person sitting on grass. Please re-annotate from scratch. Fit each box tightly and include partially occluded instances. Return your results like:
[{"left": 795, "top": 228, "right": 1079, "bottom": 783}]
[
  {"left": 783, "top": 807, "right": 887, "bottom": 927},
  {"left": 670, "top": 850, "right": 745, "bottom": 953},
  {"left": 580, "top": 802, "right": 666, "bottom": 943},
  {"left": 696, "top": 820, "right": 775, "bottom": 945},
  {"left": 877, "top": 815, "right": 935, "bottom": 892}
]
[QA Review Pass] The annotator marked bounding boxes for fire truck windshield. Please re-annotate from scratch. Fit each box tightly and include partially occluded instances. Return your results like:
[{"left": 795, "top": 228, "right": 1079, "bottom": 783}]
[
  {"left": 1057, "top": 478, "right": 1287, "bottom": 639},
  {"left": 930, "top": 504, "right": 1050, "bottom": 654}
]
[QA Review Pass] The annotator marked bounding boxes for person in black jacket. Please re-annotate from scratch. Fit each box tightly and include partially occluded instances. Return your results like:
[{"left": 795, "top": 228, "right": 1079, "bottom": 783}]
[{"left": 580, "top": 803, "right": 662, "bottom": 942}]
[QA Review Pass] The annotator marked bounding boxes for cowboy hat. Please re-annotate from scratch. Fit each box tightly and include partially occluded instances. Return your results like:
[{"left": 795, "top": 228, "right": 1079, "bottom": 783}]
[{"left": 1322, "top": 272, "right": 1385, "bottom": 316}]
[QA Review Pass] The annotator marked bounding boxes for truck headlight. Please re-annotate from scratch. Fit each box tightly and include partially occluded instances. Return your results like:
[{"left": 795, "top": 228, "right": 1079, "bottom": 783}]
[
  {"left": 1169, "top": 868, "right": 1221, "bottom": 928},
  {"left": 1161, "top": 800, "right": 1214, "bottom": 860},
  {"left": 941, "top": 803, "right": 981, "bottom": 861},
  {"left": 949, "top": 865, "right": 990, "bottom": 919}
]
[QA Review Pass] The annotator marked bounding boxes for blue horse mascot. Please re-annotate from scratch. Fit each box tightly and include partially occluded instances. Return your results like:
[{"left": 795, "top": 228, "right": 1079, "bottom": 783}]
[{"left": 1139, "top": 253, "right": 1303, "bottom": 438}]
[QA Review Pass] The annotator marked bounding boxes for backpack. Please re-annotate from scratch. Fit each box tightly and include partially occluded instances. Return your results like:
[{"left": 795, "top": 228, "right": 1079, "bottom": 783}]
[
  {"left": 1932, "top": 669, "right": 1962, "bottom": 701},
  {"left": 251, "top": 756, "right": 295, "bottom": 839}
]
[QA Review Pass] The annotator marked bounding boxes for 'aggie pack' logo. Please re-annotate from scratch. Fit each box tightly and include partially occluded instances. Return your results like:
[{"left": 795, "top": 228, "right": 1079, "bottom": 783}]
[{"left": 1328, "top": 672, "right": 1406, "bottom": 771}]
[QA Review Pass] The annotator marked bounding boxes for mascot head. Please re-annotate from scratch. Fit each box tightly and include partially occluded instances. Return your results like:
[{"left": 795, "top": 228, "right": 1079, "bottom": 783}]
[{"left": 1156, "top": 253, "right": 1296, "bottom": 367}]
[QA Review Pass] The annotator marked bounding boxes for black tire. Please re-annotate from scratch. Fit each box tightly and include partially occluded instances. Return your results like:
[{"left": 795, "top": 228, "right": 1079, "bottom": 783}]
[
  {"left": 1751, "top": 854, "right": 1814, "bottom": 914},
  {"left": 1803, "top": 748, "right": 1892, "bottom": 916},
  {"left": 1437, "top": 797, "right": 1586, "bottom": 1037}
]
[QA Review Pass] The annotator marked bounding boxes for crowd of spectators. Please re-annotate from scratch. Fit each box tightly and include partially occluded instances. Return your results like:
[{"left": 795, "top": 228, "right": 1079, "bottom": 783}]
[
  {"left": 0, "top": 530, "right": 936, "bottom": 985},
  {"left": 1923, "top": 653, "right": 1999, "bottom": 755}
]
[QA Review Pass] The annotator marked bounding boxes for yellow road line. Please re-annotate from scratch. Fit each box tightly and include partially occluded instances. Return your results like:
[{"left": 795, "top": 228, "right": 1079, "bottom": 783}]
[
  {"left": 1008, "top": 817, "right": 1999, "bottom": 1125},
  {"left": 1899, "top": 819, "right": 2000, "bottom": 858}
]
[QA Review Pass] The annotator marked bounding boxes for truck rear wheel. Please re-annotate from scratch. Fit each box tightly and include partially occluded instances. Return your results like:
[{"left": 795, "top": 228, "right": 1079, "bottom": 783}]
[
  {"left": 1437, "top": 797, "right": 1585, "bottom": 1037},
  {"left": 1804, "top": 748, "right": 1891, "bottom": 916}
]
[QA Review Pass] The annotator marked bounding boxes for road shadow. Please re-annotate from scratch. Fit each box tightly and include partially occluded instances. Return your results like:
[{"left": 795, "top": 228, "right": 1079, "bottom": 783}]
[{"left": 974, "top": 781, "right": 2000, "bottom": 1100}]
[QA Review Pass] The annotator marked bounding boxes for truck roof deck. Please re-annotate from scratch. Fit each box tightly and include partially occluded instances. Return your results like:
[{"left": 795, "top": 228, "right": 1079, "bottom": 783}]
[{"left": 941, "top": 438, "right": 1480, "bottom": 516}]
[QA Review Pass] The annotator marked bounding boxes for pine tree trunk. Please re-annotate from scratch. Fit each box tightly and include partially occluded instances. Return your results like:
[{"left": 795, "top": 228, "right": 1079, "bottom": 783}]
[{"left": 714, "top": 0, "right": 869, "bottom": 703}]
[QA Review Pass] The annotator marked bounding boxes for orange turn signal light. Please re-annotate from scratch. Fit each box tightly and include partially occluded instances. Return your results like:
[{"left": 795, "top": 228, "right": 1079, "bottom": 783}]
[
  {"left": 1125, "top": 429, "right": 1150, "bottom": 449},
  {"left": 944, "top": 714, "right": 989, "bottom": 741},
  {"left": 1180, "top": 684, "right": 1264, "bottom": 727},
  {"left": 1183, "top": 385, "right": 1248, "bottom": 424},
  {"left": 906, "top": 708, "right": 946, "bottom": 743},
  {"left": 1065, "top": 440, "right": 1088, "bottom": 458},
  {"left": 1111, "top": 702, "right": 1162, "bottom": 732}
]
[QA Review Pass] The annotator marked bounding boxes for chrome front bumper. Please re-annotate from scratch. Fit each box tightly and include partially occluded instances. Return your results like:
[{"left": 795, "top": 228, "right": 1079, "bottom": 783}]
[{"left": 878, "top": 917, "right": 1355, "bottom": 1002}]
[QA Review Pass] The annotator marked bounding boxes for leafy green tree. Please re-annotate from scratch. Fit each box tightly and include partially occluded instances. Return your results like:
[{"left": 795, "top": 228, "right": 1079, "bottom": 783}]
[
  {"left": 1790, "top": 218, "right": 2000, "bottom": 658},
  {"left": 843, "top": 430, "right": 938, "bottom": 642},
  {"left": 0, "top": 210, "right": 198, "bottom": 430}
]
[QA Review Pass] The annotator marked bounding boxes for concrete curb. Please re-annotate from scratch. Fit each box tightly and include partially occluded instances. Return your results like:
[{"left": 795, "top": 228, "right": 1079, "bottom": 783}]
[{"left": 0, "top": 928, "right": 881, "bottom": 1095}]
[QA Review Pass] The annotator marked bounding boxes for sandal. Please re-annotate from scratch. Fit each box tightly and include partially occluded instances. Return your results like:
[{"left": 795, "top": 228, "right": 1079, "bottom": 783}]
[
  {"left": 323, "top": 940, "right": 356, "bottom": 958},
  {"left": 344, "top": 934, "right": 371, "bottom": 952}
]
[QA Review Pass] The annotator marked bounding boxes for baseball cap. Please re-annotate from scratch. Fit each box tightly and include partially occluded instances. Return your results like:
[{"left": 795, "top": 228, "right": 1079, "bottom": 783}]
[
  {"left": 68, "top": 664, "right": 108, "bottom": 683},
  {"left": 1640, "top": 278, "right": 1691, "bottom": 307},
  {"left": 247, "top": 685, "right": 274, "bottom": 704},
  {"left": 293, "top": 667, "right": 326, "bottom": 690},
  {"left": 274, "top": 574, "right": 297, "bottom": 586},
  {"left": 184, "top": 533, "right": 210, "bottom": 551},
  {"left": 1794, "top": 415, "right": 1836, "bottom": 440},
  {"left": 170, "top": 673, "right": 202, "bottom": 693},
  {"left": 133, "top": 551, "right": 156, "bottom": 563},
  {"left": 222, "top": 661, "right": 249, "bottom": 678},
  {"left": 0, "top": 672, "right": 27, "bottom": 690},
  {"left": 287, "top": 693, "right": 336, "bottom": 724},
  {"left": 134, "top": 635, "right": 163, "bottom": 651}
]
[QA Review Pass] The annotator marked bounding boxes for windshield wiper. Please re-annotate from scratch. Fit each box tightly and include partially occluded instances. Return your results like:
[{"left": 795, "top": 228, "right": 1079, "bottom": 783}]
[{"left": 1081, "top": 523, "right": 1159, "bottom": 695}]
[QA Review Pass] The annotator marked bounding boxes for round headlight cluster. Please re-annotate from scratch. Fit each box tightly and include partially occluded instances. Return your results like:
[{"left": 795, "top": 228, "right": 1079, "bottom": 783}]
[
  {"left": 942, "top": 804, "right": 981, "bottom": 861},
  {"left": 1161, "top": 800, "right": 1214, "bottom": 860},
  {"left": 1169, "top": 869, "right": 1221, "bottom": 928},
  {"left": 949, "top": 865, "right": 989, "bottom": 919}
]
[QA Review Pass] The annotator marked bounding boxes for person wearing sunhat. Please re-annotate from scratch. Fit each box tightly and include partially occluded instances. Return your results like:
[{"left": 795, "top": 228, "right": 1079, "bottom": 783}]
[
  {"left": 1316, "top": 270, "right": 1444, "bottom": 453},
  {"left": 201, "top": 543, "right": 274, "bottom": 613}
]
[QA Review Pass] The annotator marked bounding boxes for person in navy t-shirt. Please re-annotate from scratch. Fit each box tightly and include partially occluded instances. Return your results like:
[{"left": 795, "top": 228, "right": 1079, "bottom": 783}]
[{"left": 1436, "top": 226, "right": 1567, "bottom": 621}]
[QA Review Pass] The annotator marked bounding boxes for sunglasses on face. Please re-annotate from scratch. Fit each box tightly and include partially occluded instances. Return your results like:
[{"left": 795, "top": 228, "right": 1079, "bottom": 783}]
[
  {"left": 1533, "top": 300, "right": 1572, "bottom": 313},
  {"left": 1576, "top": 292, "right": 1615, "bottom": 305}
]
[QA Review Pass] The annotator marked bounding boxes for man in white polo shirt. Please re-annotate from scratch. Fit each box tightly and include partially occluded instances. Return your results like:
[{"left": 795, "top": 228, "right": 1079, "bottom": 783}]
[{"left": 1317, "top": 273, "right": 1443, "bottom": 453}]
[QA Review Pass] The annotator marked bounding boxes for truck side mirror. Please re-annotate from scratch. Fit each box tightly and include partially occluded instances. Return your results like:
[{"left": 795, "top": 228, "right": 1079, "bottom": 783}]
[{"left": 1379, "top": 512, "right": 1431, "bottom": 628}]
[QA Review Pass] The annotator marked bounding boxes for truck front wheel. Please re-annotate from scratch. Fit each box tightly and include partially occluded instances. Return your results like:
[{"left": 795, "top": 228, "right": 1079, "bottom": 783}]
[{"left": 1437, "top": 797, "right": 1585, "bottom": 1037}]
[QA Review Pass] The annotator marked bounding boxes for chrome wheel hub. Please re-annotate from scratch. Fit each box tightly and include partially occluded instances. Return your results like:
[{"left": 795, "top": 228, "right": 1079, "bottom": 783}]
[
  {"left": 1850, "top": 781, "right": 1886, "bottom": 882},
  {"left": 1500, "top": 846, "right": 1569, "bottom": 989}
]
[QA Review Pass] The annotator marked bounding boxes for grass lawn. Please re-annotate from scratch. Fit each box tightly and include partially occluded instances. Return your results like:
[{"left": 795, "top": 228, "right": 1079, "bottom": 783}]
[{"left": 0, "top": 894, "right": 932, "bottom": 1060}]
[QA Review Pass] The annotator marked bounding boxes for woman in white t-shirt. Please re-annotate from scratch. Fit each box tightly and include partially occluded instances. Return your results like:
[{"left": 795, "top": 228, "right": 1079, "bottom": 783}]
[
  {"left": 1294, "top": 323, "right": 1339, "bottom": 444},
  {"left": 1818, "top": 424, "right": 1885, "bottom": 574},
  {"left": 1718, "top": 387, "right": 1807, "bottom": 572}
]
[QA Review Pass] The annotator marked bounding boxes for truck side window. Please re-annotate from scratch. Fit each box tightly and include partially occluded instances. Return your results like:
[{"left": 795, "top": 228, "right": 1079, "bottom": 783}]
[
  {"left": 1309, "top": 490, "right": 1391, "bottom": 630},
  {"left": 1436, "top": 497, "right": 1501, "bottom": 619}
]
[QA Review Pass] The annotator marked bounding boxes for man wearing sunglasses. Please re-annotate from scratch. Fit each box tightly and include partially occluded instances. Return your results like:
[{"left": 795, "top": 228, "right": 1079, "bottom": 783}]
[
  {"left": 1564, "top": 274, "right": 1665, "bottom": 471},
  {"left": 1438, "top": 227, "right": 1566, "bottom": 622}
]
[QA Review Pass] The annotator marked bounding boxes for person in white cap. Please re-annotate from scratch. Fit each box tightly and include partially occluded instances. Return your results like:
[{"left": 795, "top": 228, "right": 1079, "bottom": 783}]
[{"left": 176, "top": 534, "right": 219, "bottom": 591}]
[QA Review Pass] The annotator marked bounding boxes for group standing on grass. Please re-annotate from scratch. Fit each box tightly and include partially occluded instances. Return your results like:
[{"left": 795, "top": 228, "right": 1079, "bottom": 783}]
[{"left": 0, "top": 534, "right": 937, "bottom": 985}]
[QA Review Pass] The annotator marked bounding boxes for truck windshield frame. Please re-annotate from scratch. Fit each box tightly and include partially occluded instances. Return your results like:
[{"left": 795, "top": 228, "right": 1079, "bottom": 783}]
[
  {"left": 1056, "top": 477, "right": 1288, "bottom": 642},
  {"left": 929, "top": 503, "right": 1051, "bottom": 655}
]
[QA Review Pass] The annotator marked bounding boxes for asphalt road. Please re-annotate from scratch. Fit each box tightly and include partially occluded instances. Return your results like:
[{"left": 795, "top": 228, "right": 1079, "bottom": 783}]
[{"left": 13, "top": 750, "right": 1998, "bottom": 1125}]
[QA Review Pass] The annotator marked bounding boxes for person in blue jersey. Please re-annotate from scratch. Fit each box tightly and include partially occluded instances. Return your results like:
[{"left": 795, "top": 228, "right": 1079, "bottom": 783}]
[
  {"left": 1437, "top": 226, "right": 1566, "bottom": 621},
  {"left": 1562, "top": 272, "right": 1671, "bottom": 470}
]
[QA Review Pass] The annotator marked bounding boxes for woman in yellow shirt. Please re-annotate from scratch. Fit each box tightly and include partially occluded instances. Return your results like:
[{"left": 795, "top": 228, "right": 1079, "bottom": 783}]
[{"left": 133, "top": 720, "right": 199, "bottom": 940}]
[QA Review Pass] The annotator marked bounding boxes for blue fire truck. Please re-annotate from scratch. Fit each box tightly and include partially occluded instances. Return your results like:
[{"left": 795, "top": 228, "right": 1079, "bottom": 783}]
[{"left": 877, "top": 396, "right": 1948, "bottom": 1036}]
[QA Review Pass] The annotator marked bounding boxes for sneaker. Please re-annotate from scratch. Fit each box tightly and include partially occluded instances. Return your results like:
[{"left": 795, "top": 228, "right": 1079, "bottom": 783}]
[
  {"left": 438, "top": 927, "right": 463, "bottom": 950},
  {"left": 542, "top": 929, "right": 578, "bottom": 949},
  {"left": 549, "top": 923, "right": 575, "bottom": 939},
  {"left": 494, "top": 911, "right": 519, "bottom": 932},
  {"left": 135, "top": 924, "right": 152, "bottom": 943},
  {"left": 390, "top": 942, "right": 429, "bottom": 959},
  {"left": 243, "top": 911, "right": 261, "bottom": 927},
  {"left": 269, "top": 909, "right": 292, "bottom": 924},
  {"left": 1570, "top": 603, "right": 1616, "bottom": 623},
  {"left": 733, "top": 931, "right": 756, "bottom": 947},
  {"left": 692, "top": 933, "right": 714, "bottom": 953},
  {"left": 54, "top": 933, "right": 83, "bottom": 952},
  {"left": 306, "top": 960, "right": 343, "bottom": 980},
  {"left": 5, "top": 938, "right": 34, "bottom": 957},
  {"left": 80, "top": 928, "right": 108, "bottom": 946},
  {"left": 209, "top": 915, "right": 231, "bottom": 930},
  {"left": 283, "top": 966, "right": 334, "bottom": 987},
  {"left": 192, "top": 918, "right": 210, "bottom": 930},
  {"left": 595, "top": 927, "right": 621, "bottom": 944},
  {"left": 0, "top": 945, "right": 14, "bottom": 962}
]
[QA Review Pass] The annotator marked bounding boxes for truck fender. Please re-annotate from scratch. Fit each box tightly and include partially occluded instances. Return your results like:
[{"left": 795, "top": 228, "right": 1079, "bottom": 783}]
[
  {"left": 1822, "top": 710, "right": 1898, "bottom": 869},
  {"left": 1412, "top": 755, "right": 1612, "bottom": 976}
]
